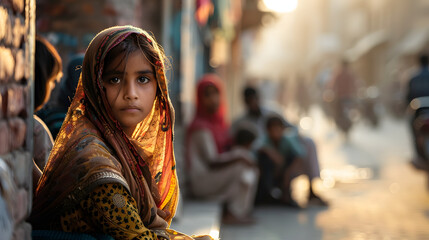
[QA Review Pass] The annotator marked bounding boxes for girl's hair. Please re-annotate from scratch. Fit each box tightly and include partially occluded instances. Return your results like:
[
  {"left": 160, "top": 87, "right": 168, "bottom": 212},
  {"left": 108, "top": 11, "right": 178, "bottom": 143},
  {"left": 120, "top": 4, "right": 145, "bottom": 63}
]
[
  {"left": 103, "top": 33, "right": 169, "bottom": 95},
  {"left": 34, "top": 35, "right": 62, "bottom": 111}
]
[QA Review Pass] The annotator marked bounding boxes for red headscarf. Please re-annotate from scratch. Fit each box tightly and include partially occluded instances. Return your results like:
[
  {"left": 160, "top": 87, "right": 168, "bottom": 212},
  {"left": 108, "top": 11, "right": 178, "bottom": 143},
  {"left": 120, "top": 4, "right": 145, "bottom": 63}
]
[{"left": 186, "top": 74, "right": 230, "bottom": 167}]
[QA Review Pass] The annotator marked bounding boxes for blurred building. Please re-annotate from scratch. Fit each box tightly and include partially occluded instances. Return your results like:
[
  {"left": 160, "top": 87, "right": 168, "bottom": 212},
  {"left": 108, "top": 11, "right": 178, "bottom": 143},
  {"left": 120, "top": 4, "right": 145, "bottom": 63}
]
[
  {"left": 322, "top": 0, "right": 429, "bottom": 113},
  {"left": 240, "top": 0, "right": 429, "bottom": 118},
  {"left": 305, "top": 0, "right": 428, "bottom": 85},
  {"left": 176, "top": 0, "right": 268, "bottom": 124}
]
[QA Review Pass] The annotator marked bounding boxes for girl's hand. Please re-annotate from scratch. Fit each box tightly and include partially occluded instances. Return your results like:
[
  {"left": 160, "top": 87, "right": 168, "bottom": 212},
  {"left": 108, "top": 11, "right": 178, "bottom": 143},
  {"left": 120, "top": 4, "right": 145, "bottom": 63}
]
[{"left": 157, "top": 208, "right": 170, "bottom": 219}]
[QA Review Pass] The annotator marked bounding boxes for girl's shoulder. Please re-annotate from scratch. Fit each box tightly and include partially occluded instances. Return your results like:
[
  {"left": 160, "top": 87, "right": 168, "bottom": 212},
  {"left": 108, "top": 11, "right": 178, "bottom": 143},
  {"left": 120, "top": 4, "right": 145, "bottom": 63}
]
[
  {"left": 70, "top": 133, "right": 116, "bottom": 159},
  {"left": 59, "top": 114, "right": 116, "bottom": 158},
  {"left": 74, "top": 132, "right": 109, "bottom": 148}
]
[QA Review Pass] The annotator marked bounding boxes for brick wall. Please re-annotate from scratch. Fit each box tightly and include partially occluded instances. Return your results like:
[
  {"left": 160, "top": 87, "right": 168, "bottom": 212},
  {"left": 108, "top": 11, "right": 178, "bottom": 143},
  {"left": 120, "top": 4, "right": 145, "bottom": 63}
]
[{"left": 0, "top": 0, "right": 34, "bottom": 239}]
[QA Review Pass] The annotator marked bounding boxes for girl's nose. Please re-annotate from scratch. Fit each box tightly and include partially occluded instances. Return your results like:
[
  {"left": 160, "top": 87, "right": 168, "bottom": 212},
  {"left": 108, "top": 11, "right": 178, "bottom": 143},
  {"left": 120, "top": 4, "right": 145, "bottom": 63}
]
[{"left": 124, "top": 80, "right": 138, "bottom": 100}]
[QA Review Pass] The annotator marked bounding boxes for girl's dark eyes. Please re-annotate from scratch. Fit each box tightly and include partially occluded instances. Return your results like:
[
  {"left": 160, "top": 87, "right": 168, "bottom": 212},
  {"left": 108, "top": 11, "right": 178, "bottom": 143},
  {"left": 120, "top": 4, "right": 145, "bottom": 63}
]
[
  {"left": 108, "top": 77, "right": 121, "bottom": 84},
  {"left": 103, "top": 76, "right": 152, "bottom": 85},
  {"left": 137, "top": 76, "right": 150, "bottom": 84}
]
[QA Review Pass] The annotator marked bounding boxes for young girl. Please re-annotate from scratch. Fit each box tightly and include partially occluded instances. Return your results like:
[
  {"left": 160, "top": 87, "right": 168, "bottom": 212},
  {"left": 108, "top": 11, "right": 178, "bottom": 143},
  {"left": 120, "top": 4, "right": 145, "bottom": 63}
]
[{"left": 30, "top": 26, "right": 211, "bottom": 240}]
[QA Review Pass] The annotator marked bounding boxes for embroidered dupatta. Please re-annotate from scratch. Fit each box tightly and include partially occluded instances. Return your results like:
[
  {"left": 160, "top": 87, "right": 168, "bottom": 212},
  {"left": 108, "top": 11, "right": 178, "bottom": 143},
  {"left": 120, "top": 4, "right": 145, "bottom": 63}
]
[{"left": 30, "top": 26, "right": 178, "bottom": 229}]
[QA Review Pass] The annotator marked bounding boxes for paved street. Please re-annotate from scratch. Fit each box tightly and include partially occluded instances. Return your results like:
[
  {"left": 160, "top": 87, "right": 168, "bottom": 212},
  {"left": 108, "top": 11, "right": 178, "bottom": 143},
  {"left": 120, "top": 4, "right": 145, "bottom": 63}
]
[{"left": 220, "top": 106, "right": 429, "bottom": 240}]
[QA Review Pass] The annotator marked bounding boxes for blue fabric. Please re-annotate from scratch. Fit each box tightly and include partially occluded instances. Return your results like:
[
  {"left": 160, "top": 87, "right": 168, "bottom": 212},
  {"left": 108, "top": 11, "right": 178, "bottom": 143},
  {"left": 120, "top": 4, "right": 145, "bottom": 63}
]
[
  {"left": 32, "top": 230, "right": 114, "bottom": 240},
  {"left": 263, "top": 130, "right": 306, "bottom": 161},
  {"left": 407, "top": 67, "right": 429, "bottom": 103},
  {"left": 283, "top": 129, "right": 307, "bottom": 158}
]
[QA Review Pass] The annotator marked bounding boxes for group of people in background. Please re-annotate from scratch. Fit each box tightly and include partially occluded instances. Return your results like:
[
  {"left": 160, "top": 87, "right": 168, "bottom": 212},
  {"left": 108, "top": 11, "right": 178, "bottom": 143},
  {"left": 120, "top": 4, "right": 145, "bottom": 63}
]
[
  {"left": 185, "top": 74, "right": 328, "bottom": 225},
  {"left": 31, "top": 25, "right": 328, "bottom": 239}
]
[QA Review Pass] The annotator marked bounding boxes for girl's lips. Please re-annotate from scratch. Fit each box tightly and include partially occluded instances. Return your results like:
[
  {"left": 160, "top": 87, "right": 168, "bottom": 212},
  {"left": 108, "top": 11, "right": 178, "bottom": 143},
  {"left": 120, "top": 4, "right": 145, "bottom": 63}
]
[{"left": 121, "top": 106, "right": 141, "bottom": 112}]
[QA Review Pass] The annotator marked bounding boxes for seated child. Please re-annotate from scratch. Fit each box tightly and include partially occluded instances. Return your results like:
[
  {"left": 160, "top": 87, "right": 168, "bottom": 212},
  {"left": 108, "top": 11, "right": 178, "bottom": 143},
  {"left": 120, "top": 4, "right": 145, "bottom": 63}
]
[{"left": 257, "top": 114, "right": 328, "bottom": 208}]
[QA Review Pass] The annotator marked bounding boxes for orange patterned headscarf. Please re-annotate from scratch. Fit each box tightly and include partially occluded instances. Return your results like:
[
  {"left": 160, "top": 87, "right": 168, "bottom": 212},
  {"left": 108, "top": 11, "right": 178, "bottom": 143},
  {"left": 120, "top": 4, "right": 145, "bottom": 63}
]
[{"left": 30, "top": 26, "right": 178, "bottom": 229}]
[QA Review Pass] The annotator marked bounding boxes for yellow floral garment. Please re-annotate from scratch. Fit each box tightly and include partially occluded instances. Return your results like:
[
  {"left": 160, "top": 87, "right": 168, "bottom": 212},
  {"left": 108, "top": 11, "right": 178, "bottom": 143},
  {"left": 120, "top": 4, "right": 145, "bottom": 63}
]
[
  {"left": 60, "top": 182, "right": 210, "bottom": 240},
  {"left": 61, "top": 183, "right": 157, "bottom": 239}
]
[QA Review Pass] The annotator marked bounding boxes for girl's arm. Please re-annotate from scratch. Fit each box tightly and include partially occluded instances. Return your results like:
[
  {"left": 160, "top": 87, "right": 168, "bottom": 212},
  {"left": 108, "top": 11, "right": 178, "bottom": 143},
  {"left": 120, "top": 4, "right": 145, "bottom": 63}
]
[{"left": 62, "top": 183, "right": 160, "bottom": 240}]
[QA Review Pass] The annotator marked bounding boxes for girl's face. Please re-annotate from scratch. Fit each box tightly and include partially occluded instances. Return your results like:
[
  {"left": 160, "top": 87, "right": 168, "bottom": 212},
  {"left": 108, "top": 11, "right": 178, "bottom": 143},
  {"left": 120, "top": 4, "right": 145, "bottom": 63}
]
[
  {"left": 201, "top": 85, "right": 220, "bottom": 114},
  {"left": 102, "top": 50, "right": 157, "bottom": 136}
]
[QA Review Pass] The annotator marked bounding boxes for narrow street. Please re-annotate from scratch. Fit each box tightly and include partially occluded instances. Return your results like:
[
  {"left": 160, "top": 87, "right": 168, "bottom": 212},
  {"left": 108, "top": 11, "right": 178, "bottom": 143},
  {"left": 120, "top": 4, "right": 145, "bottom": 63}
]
[{"left": 220, "top": 106, "right": 429, "bottom": 240}]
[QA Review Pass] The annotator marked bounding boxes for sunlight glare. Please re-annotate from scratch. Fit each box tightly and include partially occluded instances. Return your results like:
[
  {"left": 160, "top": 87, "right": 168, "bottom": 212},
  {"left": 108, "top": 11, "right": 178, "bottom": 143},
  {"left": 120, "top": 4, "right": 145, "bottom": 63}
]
[
  {"left": 209, "top": 229, "right": 220, "bottom": 239},
  {"left": 261, "top": 0, "right": 298, "bottom": 13}
]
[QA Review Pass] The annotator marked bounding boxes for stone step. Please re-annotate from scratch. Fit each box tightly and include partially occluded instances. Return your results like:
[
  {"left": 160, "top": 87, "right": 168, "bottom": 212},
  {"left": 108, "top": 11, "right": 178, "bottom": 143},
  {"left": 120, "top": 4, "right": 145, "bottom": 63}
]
[{"left": 171, "top": 199, "right": 222, "bottom": 240}]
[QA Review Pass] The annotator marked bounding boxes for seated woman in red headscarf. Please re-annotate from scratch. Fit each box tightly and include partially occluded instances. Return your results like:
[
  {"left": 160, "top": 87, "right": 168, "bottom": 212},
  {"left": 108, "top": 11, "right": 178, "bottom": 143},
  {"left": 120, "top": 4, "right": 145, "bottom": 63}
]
[{"left": 186, "top": 74, "right": 259, "bottom": 224}]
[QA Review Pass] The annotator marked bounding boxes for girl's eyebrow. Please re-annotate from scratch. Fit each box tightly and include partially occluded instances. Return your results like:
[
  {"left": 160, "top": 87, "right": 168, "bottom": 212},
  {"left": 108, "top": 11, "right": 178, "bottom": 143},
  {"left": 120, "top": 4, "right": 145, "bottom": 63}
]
[
  {"left": 103, "top": 70, "right": 123, "bottom": 76},
  {"left": 103, "top": 69, "right": 154, "bottom": 76},
  {"left": 136, "top": 70, "right": 155, "bottom": 75}
]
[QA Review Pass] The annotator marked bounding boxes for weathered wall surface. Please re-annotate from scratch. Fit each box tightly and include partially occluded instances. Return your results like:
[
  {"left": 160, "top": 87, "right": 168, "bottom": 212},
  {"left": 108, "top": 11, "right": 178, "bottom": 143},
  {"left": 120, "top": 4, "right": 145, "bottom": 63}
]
[{"left": 0, "top": 0, "right": 34, "bottom": 239}]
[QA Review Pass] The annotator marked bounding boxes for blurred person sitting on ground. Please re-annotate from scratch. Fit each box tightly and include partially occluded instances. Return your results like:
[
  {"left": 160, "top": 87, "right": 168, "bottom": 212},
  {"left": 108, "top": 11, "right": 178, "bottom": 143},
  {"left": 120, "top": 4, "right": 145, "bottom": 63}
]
[
  {"left": 186, "top": 74, "right": 259, "bottom": 225},
  {"left": 232, "top": 86, "right": 327, "bottom": 208},
  {"left": 30, "top": 26, "right": 212, "bottom": 240},
  {"left": 33, "top": 35, "right": 63, "bottom": 188},
  {"left": 258, "top": 114, "right": 327, "bottom": 208},
  {"left": 405, "top": 53, "right": 429, "bottom": 167},
  {"left": 36, "top": 54, "right": 84, "bottom": 139}
]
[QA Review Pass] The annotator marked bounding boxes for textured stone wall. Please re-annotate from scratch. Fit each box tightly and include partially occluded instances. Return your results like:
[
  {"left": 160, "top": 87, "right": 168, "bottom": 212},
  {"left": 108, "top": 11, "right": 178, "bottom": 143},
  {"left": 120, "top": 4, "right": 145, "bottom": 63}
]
[{"left": 0, "top": 0, "right": 34, "bottom": 239}]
